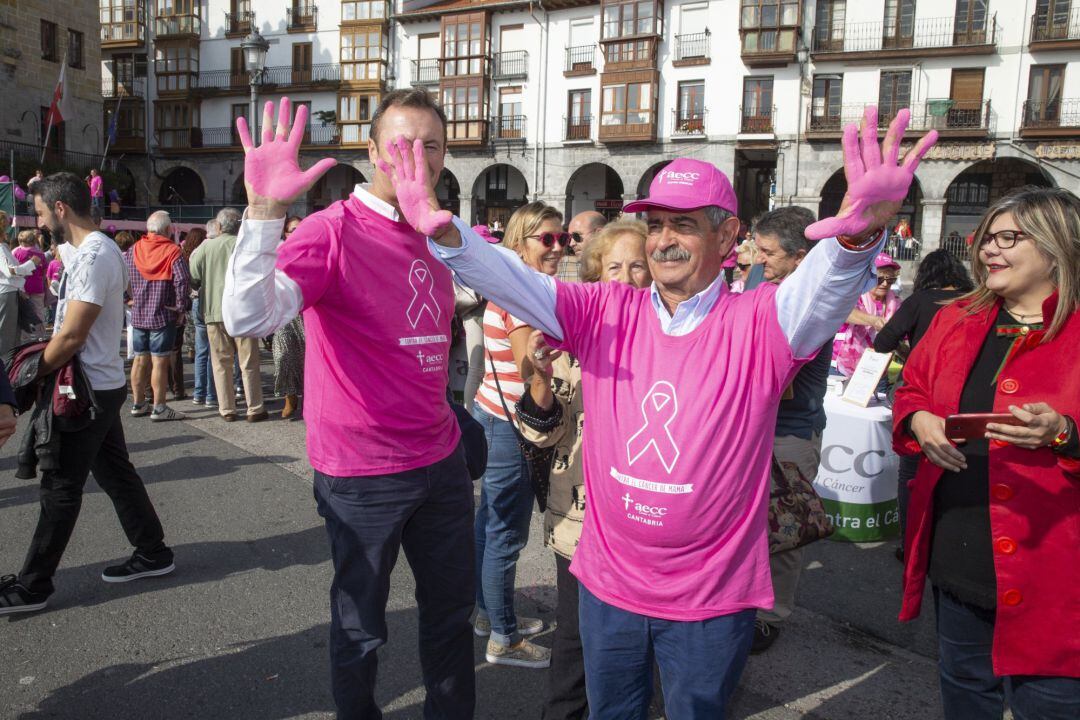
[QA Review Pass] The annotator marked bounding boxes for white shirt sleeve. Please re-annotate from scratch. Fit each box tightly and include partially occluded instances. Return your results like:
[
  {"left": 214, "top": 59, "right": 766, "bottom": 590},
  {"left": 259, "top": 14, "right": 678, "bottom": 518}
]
[
  {"left": 222, "top": 213, "right": 304, "bottom": 338},
  {"left": 12, "top": 258, "right": 36, "bottom": 277},
  {"left": 427, "top": 217, "right": 564, "bottom": 340},
  {"left": 776, "top": 232, "right": 886, "bottom": 359}
]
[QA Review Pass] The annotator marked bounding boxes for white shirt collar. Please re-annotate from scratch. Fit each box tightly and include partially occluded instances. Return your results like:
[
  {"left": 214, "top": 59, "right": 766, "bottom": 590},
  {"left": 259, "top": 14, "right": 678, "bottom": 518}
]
[
  {"left": 649, "top": 272, "right": 727, "bottom": 321},
  {"left": 352, "top": 184, "right": 400, "bottom": 222}
]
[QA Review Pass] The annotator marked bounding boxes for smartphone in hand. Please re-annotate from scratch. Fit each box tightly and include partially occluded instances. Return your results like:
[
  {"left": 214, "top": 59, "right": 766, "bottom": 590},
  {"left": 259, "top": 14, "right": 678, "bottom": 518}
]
[{"left": 945, "top": 413, "right": 1025, "bottom": 440}]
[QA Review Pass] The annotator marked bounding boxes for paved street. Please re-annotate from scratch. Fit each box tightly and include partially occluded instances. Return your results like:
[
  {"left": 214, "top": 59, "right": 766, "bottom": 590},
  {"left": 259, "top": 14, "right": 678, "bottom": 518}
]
[{"left": 1, "top": 360, "right": 944, "bottom": 720}]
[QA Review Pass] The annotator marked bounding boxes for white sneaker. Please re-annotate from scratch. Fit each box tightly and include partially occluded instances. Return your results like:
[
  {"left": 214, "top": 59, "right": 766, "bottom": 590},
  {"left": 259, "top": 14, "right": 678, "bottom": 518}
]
[
  {"left": 474, "top": 615, "right": 544, "bottom": 637},
  {"left": 150, "top": 405, "right": 187, "bottom": 422},
  {"left": 485, "top": 638, "right": 551, "bottom": 669}
]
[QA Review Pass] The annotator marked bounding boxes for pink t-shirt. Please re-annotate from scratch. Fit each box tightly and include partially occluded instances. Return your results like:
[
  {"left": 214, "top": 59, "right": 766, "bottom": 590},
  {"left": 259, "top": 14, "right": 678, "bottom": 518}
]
[
  {"left": 13, "top": 247, "right": 46, "bottom": 295},
  {"left": 276, "top": 196, "right": 460, "bottom": 477},
  {"left": 90, "top": 175, "right": 104, "bottom": 198},
  {"left": 551, "top": 280, "right": 806, "bottom": 621}
]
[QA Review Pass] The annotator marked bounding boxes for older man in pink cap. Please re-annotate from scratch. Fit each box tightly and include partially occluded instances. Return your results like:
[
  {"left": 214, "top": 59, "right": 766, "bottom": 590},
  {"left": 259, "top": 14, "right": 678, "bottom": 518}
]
[{"left": 381, "top": 107, "right": 936, "bottom": 717}]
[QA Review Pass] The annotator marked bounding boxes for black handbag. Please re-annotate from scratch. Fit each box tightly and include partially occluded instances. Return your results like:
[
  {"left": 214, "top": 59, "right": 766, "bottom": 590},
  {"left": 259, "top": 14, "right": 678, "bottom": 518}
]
[
  {"left": 16, "top": 292, "right": 41, "bottom": 333},
  {"left": 488, "top": 350, "right": 555, "bottom": 512}
]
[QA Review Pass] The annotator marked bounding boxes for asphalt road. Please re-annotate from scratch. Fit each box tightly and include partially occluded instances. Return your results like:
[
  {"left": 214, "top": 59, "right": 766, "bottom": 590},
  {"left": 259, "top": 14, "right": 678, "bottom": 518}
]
[{"left": 1, "top": 363, "right": 944, "bottom": 720}]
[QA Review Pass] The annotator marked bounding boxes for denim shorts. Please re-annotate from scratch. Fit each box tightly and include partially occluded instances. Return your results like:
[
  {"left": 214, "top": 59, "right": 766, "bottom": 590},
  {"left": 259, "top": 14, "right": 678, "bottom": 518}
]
[{"left": 131, "top": 325, "right": 177, "bottom": 357}]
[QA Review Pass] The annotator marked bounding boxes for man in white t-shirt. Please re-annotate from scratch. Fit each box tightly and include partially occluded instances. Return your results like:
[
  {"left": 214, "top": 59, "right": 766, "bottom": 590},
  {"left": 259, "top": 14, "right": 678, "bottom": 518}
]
[{"left": 0, "top": 173, "right": 175, "bottom": 617}]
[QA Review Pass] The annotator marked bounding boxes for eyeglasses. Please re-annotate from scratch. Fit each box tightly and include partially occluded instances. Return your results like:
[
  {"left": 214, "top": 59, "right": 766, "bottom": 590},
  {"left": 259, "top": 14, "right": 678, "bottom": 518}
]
[
  {"left": 527, "top": 232, "right": 572, "bottom": 248},
  {"left": 876, "top": 274, "right": 899, "bottom": 285},
  {"left": 980, "top": 230, "right": 1027, "bottom": 250},
  {"left": 569, "top": 232, "right": 584, "bottom": 244}
]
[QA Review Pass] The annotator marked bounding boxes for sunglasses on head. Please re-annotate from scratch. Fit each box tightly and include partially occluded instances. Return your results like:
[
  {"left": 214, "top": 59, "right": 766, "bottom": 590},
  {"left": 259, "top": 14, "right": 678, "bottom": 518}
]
[{"left": 528, "top": 232, "right": 572, "bottom": 248}]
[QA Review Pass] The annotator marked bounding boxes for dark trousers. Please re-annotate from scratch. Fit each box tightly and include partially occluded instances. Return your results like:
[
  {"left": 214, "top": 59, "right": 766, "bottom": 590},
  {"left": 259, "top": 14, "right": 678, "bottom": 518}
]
[
  {"left": 934, "top": 587, "right": 1080, "bottom": 720},
  {"left": 578, "top": 584, "right": 754, "bottom": 720},
  {"left": 541, "top": 553, "right": 588, "bottom": 720},
  {"left": 897, "top": 454, "right": 918, "bottom": 538},
  {"left": 313, "top": 445, "right": 475, "bottom": 720},
  {"left": 19, "top": 387, "right": 170, "bottom": 595}
]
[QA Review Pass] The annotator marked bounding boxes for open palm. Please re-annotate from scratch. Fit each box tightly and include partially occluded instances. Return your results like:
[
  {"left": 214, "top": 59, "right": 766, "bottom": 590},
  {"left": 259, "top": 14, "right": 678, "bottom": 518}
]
[{"left": 236, "top": 97, "right": 337, "bottom": 214}]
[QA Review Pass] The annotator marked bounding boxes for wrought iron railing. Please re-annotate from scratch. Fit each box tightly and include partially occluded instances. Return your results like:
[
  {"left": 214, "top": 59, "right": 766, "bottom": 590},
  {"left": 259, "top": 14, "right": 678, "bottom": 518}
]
[
  {"left": 288, "top": 3, "right": 318, "bottom": 29},
  {"left": 1022, "top": 99, "right": 1080, "bottom": 129},
  {"left": 811, "top": 14, "right": 998, "bottom": 53},
  {"left": 101, "top": 22, "right": 146, "bottom": 44},
  {"left": 565, "top": 45, "right": 595, "bottom": 72},
  {"left": 675, "top": 31, "right": 710, "bottom": 61},
  {"left": 195, "top": 63, "right": 340, "bottom": 90},
  {"left": 491, "top": 115, "right": 526, "bottom": 141},
  {"left": 493, "top": 50, "right": 528, "bottom": 79},
  {"left": 940, "top": 233, "right": 972, "bottom": 262},
  {"left": 410, "top": 58, "right": 439, "bottom": 85},
  {"left": 565, "top": 116, "right": 592, "bottom": 141},
  {"left": 739, "top": 106, "right": 773, "bottom": 133},
  {"left": 673, "top": 109, "right": 707, "bottom": 136},
  {"left": 1030, "top": 6, "right": 1080, "bottom": 42},
  {"left": 162, "top": 125, "right": 340, "bottom": 150},
  {"left": 807, "top": 100, "right": 992, "bottom": 132},
  {"left": 155, "top": 13, "right": 200, "bottom": 37},
  {"left": 102, "top": 77, "right": 147, "bottom": 99},
  {"left": 226, "top": 10, "right": 255, "bottom": 35}
]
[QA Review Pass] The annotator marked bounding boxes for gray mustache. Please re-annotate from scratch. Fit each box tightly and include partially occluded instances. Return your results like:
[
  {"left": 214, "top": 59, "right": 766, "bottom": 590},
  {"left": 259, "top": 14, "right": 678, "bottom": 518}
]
[{"left": 651, "top": 246, "right": 691, "bottom": 262}]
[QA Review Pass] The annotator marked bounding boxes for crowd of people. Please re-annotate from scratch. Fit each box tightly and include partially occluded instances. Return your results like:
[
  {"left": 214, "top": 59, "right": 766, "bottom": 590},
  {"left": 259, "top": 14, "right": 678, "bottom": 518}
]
[{"left": 0, "top": 90, "right": 1077, "bottom": 720}]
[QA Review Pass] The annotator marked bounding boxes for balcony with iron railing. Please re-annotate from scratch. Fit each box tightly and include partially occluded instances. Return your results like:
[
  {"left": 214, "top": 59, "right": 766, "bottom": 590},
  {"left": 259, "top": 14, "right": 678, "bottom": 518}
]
[
  {"left": 565, "top": 115, "right": 592, "bottom": 141},
  {"left": 410, "top": 59, "right": 440, "bottom": 86},
  {"left": 108, "top": 126, "right": 147, "bottom": 153},
  {"left": 1030, "top": 7, "right": 1080, "bottom": 49},
  {"left": 101, "top": 21, "right": 146, "bottom": 47},
  {"left": 672, "top": 109, "right": 707, "bottom": 138},
  {"left": 739, "top": 106, "right": 774, "bottom": 134},
  {"left": 598, "top": 110, "right": 657, "bottom": 143},
  {"left": 1020, "top": 99, "right": 1080, "bottom": 137},
  {"left": 102, "top": 77, "right": 147, "bottom": 100},
  {"left": 939, "top": 233, "right": 972, "bottom": 262},
  {"left": 740, "top": 23, "right": 801, "bottom": 66},
  {"left": 811, "top": 14, "right": 998, "bottom": 59},
  {"left": 674, "top": 31, "right": 710, "bottom": 66},
  {"left": 158, "top": 124, "right": 340, "bottom": 152},
  {"left": 155, "top": 13, "right": 201, "bottom": 38},
  {"left": 193, "top": 63, "right": 341, "bottom": 94},
  {"left": 490, "top": 115, "right": 526, "bottom": 143},
  {"left": 226, "top": 10, "right": 255, "bottom": 37},
  {"left": 806, "top": 100, "right": 992, "bottom": 137},
  {"left": 565, "top": 45, "right": 596, "bottom": 76},
  {"left": 288, "top": 4, "right": 318, "bottom": 31},
  {"left": 492, "top": 50, "right": 528, "bottom": 80}
]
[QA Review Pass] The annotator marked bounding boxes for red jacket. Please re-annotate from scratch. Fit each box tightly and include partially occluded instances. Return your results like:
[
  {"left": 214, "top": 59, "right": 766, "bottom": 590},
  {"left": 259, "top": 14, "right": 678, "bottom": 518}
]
[{"left": 892, "top": 293, "right": 1080, "bottom": 677}]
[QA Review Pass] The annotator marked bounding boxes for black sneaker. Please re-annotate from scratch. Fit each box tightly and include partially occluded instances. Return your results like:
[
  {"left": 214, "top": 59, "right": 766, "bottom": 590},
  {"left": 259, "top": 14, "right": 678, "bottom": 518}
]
[
  {"left": 101, "top": 552, "right": 175, "bottom": 583},
  {"left": 750, "top": 619, "right": 780, "bottom": 654},
  {"left": 0, "top": 574, "right": 49, "bottom": 616}
]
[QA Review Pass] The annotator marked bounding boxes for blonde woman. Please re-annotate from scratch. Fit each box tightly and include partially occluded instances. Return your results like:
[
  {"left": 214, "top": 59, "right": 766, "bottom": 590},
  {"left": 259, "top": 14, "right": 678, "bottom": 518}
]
[
  {"left": 518, "top": 219, "right": 650, "bottom": 719},
  {"left": 472, "top": 201, "right": 567, "bottom": 669},
  {"left": 894, "top": 187, "right": 1080, "bottom": 719}
]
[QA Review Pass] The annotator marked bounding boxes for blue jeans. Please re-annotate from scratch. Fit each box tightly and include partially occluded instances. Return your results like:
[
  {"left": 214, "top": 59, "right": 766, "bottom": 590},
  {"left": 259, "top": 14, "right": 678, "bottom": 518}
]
[
  {"left": 131, "top": 325, "right": 176, "bottom": 357},
  {"left": 934, "top": 587, "right": 1080, "bottom": 720},
  {"left": 312, "top": 445, "right": 475, "bottom": 720},
  {"left": 471, "top": 405, "right": 532, "bottom": 646},
  {"left": 192, "top": 298, "right": 216, "bottom": 403},
  {"left": 579, "top": 585, "right": 755, "bottom": 719}
]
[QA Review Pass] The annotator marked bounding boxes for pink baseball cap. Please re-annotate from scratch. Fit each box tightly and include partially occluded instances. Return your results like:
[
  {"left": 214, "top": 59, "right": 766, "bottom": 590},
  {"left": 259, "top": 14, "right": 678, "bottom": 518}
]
[
  {"left": 472, "top": 224, "right": 500, "bottom": 244},
  {"left": 874, "top": 253, "right": 900, "bottom": 270},
  {"left": 623, "top": 158, "right": 738, "bottom": 216}
]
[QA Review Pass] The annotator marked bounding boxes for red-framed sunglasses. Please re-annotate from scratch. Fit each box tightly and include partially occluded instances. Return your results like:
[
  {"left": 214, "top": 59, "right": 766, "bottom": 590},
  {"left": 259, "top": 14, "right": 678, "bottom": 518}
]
[{"left": 528, "top": 232, "right": 572, "bottom": 248}]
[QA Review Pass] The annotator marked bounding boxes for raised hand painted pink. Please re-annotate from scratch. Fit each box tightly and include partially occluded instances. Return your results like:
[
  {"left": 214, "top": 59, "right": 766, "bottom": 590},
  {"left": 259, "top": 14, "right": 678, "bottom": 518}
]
[
  {"left": 806, "top": 106, "right": 938, "bottom": 240},
  {"left": 376, "top": 136, "right": 453, "bottom": 237},
  {"left": 235, "top": 97, "right": 337, "bottom": 206}
]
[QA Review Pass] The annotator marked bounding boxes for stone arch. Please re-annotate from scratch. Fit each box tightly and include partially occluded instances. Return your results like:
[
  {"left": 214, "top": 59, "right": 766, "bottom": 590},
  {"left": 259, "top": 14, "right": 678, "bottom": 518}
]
[
  {"left": 940, "top": 157, "right": 1055, "bottom": 244},
  {"left": 636, "top": 161, "right": 672, "bottom": 200},
  {"left": 158, "top": 166, "right": 205, "bottom": 205},
  {"left": 436, "top": 168, "right": 461, "bottom": 217},
  {"left": 472, "top": 163, "right": 529, "bottom": 229},
  {"left": 308, "top": 164, "right": 366, "bottom": 212},
  {"left": 565, "top": 163, "right": 624, "bottom": 221}
]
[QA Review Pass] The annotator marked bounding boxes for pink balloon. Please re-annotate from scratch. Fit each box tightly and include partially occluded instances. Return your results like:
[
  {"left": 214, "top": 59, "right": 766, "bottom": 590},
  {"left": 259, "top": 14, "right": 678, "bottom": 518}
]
[
  {"left": 14, "top": 186, "right": 26, "bottom": 201},
  {"left": 0, "top": 175, "right": 9, "bottom": 183}
]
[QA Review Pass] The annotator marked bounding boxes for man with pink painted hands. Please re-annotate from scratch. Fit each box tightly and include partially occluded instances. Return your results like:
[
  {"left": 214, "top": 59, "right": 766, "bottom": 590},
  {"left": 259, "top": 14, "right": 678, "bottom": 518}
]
[
  {"left": 383, "top": 106, "right": 937, "bottom": 718},
  {"left": 223, "top": 92, "right": 476, "bottom": 720}
]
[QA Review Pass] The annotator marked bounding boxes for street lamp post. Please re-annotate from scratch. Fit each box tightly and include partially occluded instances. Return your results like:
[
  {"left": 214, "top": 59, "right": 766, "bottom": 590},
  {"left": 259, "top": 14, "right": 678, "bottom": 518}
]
[{"left": 241, "top": 29, "right": 270, "bottom": 139}]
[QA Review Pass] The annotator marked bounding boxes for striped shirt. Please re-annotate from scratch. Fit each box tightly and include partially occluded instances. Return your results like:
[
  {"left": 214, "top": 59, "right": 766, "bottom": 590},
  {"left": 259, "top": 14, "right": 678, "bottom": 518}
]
[{"left": 475, "top": 302, "right": 528, "bottom": 420}]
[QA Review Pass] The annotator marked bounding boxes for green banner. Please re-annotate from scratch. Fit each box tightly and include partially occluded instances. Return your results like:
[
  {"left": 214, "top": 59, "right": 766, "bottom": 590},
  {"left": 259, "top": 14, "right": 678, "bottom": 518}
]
[{"left": 822, "top": 497, "right": 900, "bottom": 543}]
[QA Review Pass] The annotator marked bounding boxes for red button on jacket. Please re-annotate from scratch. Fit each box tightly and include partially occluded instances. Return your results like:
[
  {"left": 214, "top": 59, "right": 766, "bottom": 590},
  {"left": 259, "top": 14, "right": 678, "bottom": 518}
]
[
  {"left": 1003, "top": 589, "right": 1023, "bottom": 606},
  {"left": 996, "top": 537, "right": 1017, "bottom": 555},
  {"left": 1000, "top": 378, "right": 1020, "bottom": 394},
  {"left": 991, "top": 483, "right": 1014, "bottom": 501}
]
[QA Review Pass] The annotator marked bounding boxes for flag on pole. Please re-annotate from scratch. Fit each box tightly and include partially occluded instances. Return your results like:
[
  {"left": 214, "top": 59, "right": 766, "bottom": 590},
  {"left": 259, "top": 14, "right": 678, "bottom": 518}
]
[
  {"left": 45, "top": 61, "right": 75, "bottom": 127},
  {"left": 107, "top": 105, "right": 119, "bottom": 145}
]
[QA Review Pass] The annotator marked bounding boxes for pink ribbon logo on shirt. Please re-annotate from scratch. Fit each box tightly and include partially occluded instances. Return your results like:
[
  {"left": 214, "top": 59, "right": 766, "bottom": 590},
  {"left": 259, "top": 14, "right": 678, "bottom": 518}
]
[
  {"left": 626, "top": 381, "right": 681, "bottom": 474},
  {"left": 405, "top": 259, "right": 441, "bottom": 329}
]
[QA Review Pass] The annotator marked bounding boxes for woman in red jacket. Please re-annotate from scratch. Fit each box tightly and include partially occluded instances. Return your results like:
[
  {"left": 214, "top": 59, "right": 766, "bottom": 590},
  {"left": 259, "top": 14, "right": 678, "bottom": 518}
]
[{"left": 893, "top": 186, "right": 1080, "bottom": 720}]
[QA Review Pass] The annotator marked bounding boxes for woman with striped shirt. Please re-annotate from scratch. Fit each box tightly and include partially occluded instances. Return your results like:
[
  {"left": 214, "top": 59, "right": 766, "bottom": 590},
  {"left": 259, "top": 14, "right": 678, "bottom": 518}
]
[{"left": 472, "top": 201, "right": 568, "bottom": 669}]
